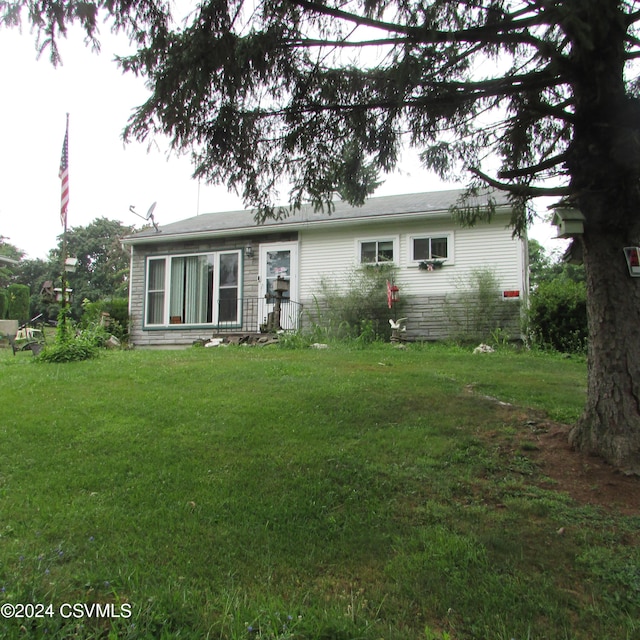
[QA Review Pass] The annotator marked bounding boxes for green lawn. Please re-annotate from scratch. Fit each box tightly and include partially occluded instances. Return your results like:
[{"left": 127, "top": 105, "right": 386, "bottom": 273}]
[{"left": 0, "top": 344, "right": 637, "bottom": 639}]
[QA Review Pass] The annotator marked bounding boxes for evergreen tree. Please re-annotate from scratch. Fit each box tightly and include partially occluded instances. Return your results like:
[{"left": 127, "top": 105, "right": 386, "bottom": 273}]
[{"left": 4, "top": 0, "right": 640, "bottom": 472}]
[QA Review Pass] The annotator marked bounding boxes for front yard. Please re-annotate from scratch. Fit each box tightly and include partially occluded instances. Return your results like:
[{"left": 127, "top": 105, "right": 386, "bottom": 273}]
[{"left": 0, "top": 344, "right": 637, "bottom": 639}]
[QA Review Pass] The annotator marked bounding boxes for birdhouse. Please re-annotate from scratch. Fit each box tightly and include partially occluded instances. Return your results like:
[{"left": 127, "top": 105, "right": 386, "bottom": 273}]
[
  {"left": 54, "top": 287, "right": 73, "bottom": 303},
  {"left": 40, "top": 281, "right": 55, "bottom": 302},
  {"left": 551, "top": 208, "right": 585, "bottom": 239},
  {"left": 274, "top": 277, "right": 289, "bottom": 293}
]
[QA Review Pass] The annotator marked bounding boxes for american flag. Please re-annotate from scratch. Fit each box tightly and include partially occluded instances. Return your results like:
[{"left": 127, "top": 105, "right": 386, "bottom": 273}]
[{"left": 59, "top": 115, "right": 69, "bottom": 227}]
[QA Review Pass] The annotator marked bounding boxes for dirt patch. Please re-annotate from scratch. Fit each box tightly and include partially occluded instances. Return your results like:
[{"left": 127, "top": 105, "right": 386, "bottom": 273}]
[{"left": 510, "top": 411, "right": 640, "bottom": 516}]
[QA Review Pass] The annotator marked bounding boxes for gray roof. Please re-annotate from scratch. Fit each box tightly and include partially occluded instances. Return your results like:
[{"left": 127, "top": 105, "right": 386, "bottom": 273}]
[{"left": 123, "top": 188, "right": 511, "bottom": 245}]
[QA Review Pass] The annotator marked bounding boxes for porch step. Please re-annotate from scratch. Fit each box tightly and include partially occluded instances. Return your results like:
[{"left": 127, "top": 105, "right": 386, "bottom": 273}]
[{"left": 194, "top": 333, "right": 280, "bottom": 347}]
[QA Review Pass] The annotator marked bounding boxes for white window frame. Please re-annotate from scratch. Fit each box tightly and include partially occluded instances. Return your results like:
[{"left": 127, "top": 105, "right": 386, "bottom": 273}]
[
  {"left": 357, "top": 236, "right": 399, "bottom": 265},
  {"left": 409, "top": 232, "right": 454, "bottom": 265},
  {"left": 144, "top": 250, "right": 243, "bottom": 328}
]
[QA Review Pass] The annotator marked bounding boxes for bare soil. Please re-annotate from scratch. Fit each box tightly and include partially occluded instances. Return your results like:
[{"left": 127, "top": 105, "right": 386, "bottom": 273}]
[{"left": 510, "top": 410, "right": 640, "bottom": 516}]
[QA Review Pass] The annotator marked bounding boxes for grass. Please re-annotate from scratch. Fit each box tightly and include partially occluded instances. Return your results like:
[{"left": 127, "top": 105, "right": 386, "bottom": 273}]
[{"left": 0, "top": 343, "right": 637, "bottom": 639}]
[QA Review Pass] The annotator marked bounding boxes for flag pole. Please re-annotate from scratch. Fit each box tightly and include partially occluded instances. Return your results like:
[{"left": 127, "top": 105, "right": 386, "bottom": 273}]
[{"left": 59, "top": 113, "right": 70, "bottom": 335}]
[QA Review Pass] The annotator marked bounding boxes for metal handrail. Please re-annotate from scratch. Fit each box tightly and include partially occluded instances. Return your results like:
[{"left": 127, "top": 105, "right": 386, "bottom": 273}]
[{"left": 214, "top": 297, "right": 303, "bottom": 332}]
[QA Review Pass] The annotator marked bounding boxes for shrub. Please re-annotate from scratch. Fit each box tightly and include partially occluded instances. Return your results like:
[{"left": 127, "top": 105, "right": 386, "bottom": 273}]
[
  {"left": 0, "top": 289, "right": 7, "bottom": 319},
  {"left": 527, "top": 279, "right": 587, "bottom": 353},
  {"left": 81, "top": 297, "right": 129, "bottom": 342},
  {"left": 37, "top": 334, "right": 101, "bottom": 363},
  {"left": 37, "top": 308, "right": 105, "bottom": 363},
  {"left": 7, "top": 284, "right": 30, "bottom": 323},
  {"left": 307, "top": 264, "right": 403, "bottom": 342}
]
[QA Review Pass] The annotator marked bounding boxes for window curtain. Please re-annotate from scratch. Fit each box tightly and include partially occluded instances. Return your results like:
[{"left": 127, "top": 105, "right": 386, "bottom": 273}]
[
  {"left": 169, "top": 258, "right": 186, "bottom": 321},
  {"left": 151, "top": 254, "right": 217, "bottom": 325},
  {"left": 184, "top": 256, "right": 209, "bottom": 324}
]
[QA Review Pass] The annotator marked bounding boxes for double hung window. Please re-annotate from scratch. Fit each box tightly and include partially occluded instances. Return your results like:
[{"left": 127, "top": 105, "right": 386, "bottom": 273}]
[{"left": 146, "top": 259, "right": 166, "bottom": 325}]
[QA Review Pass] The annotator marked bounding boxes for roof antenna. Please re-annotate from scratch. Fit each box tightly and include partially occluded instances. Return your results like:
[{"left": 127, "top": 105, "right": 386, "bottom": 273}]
[{"left": 129, "top": 202, "right": 159, "bottom": 232}]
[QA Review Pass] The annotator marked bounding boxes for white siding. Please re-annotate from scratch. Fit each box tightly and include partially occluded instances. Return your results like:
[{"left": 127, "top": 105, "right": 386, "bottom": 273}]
[
  {"left": 299, "top": 214, "right": 526, "bottom": 299},
  {"left": 298, "top": 214, "right": 526, "bottom": 340}
]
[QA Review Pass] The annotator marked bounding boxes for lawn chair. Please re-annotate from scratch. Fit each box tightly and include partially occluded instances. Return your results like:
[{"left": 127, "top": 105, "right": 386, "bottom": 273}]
[{"left": 11, "top": 314, "right": 46, "bottom": 356}]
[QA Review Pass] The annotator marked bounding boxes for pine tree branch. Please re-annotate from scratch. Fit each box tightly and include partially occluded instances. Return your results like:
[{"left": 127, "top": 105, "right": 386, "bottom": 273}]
[
  {"left": 625, "top": 9, "right": 640, "bottom": 26},
  {"left": 469, "top": 167, "right": 571, "bottom": 197},
  {"left": 287, "top": 36, "right": 411, "bottom": 48},
  {"left": 527, "top": 98, "right": 574, "bottom": 123},
  {"left": 287, "top": 0, "right": 551, "bottom": 49},
  {"left": 241, "top": 69, "right": 569, "bottom": 124},
  {"left": 498, "top": 152, "right": 569, "bottom": 179}
]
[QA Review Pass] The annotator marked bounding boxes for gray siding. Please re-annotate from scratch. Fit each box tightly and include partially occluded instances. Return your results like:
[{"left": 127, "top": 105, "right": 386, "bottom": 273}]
[{"left": 128, "top": 233, "right": 294, "bottom": 348}]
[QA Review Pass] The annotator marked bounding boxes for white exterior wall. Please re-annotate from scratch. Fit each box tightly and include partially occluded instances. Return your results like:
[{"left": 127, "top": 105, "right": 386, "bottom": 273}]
[
  {"left": 299, "top": 214, "right": 525, "bottom": 297},
  {"left": 298, "top": 213, "right": 527, "bottom": 339}
]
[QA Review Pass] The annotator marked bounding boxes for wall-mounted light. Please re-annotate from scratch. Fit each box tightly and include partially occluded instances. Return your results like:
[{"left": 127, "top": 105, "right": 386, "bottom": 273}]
[{"left": 245, "top": 243, "right": 254, "bottom": 259}]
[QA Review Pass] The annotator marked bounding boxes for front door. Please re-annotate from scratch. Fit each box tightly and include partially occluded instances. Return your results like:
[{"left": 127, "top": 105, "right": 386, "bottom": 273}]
[{"left": 259, "top": 242, "right": 299, "bottom": 330}]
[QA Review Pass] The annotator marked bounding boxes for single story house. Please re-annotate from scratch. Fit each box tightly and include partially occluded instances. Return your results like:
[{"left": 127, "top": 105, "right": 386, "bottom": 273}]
[{"left": 122, "top": 188, "right": 528, "bottom": 347}]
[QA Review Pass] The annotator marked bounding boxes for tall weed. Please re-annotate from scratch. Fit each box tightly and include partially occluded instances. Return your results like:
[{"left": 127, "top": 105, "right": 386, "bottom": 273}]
[
  {"left": 305, "top": 264, "right": 403, "bottom": 342},
  {"left": 444, "top": 268, "right": 516, "bottom": 343}
]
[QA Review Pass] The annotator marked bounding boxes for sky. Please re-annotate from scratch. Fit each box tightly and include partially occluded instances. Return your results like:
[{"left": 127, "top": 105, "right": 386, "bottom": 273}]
[{"left": 0, "top": 22, "right": 564, "bottom": 261}]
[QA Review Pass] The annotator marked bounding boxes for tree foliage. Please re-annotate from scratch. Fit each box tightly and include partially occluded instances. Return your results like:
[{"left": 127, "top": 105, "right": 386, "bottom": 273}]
[
  {"left": 528, "top": 238, "right": 584, "bottom": 288},
  {"left": 1, "top": 220, "right": 134, "bottom": 322},
  {"left": 528, "top": 278, "right": 587, "bottom": 353},
  {"left": 7, "top": 283, "right": 30, "bottom": 323},
  {"left": 0, "top": 239, "right": 23, "bottom": 288},
  {"left": 3, "top": 2, "right": 639, "bottom": 224},
  {"left": 4, "top": 1, "right": 640, "bottom": 469},
  {"left": 50, "top": 218, "right": 134, "bottom": 318}
]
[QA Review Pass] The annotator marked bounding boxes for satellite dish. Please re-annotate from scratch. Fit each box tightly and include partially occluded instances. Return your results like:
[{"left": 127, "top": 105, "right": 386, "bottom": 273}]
[{"left": 129, "top": 202, "right": 160, "bottom": 232}]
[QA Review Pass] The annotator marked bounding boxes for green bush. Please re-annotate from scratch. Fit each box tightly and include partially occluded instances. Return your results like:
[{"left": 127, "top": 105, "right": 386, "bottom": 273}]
[
  {"left": 37, "top": 308, "right": 105, "bottom": 363},
  {"left": 0, "top": 289, "right": 7, "bottom": 319},
  {"left": 528, "top": 279, "right": 587, "bottom": 353},
  {"left": 37, "top": 335, "right": 101, "bottom": 363},
  {"left": 7, "top": 284, "right": 30, "bottom": 323},
  {"left": 81, "top": 297, "right": 129, "bottom": 341}
]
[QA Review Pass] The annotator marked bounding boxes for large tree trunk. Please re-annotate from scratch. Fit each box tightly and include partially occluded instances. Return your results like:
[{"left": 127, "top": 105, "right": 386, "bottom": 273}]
[
  {"left": 568, "top": 228, "right": 640, "bottom": 475},
  {"left": 563, "top": 1, "right": 640, "bottom": 474}
]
